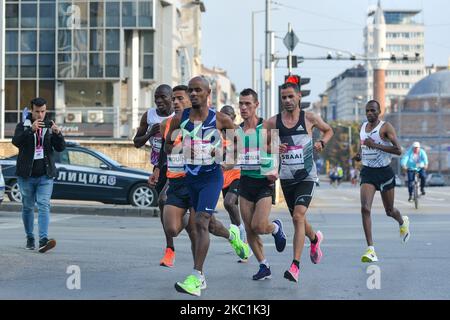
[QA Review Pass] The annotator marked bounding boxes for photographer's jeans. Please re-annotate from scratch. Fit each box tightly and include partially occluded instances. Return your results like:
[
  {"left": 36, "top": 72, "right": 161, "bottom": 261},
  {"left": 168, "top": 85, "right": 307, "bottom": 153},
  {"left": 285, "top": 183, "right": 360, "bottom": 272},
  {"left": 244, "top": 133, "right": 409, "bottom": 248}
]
[
  {"left": 407, "top": 169, "right": 427, "bottom": 196},
  {"left": 18, "top": 176, "right": 54, "bottom": 240}
]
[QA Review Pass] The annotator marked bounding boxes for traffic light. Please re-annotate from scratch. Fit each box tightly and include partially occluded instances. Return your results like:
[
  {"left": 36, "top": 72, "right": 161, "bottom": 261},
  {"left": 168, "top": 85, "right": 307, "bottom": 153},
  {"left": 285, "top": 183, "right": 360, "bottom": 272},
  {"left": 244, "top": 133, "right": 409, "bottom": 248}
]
[{"left": 279, "top": 75, "right": 311, "bottom": 112}]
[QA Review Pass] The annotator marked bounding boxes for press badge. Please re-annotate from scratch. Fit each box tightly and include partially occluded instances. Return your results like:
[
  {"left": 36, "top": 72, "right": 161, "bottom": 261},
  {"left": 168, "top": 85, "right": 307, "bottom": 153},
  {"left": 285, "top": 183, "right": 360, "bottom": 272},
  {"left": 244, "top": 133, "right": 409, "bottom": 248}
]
[{"left": 34, "top": 146, "right": 44, "bottom": 160}]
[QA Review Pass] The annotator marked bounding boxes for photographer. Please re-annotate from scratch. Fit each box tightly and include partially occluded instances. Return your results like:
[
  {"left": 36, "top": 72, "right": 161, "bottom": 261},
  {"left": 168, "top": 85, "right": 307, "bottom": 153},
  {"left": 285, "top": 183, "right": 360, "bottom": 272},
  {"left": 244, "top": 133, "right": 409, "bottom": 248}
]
[{"left": 12, "top": 97, "right": 66, "bottom": 253}]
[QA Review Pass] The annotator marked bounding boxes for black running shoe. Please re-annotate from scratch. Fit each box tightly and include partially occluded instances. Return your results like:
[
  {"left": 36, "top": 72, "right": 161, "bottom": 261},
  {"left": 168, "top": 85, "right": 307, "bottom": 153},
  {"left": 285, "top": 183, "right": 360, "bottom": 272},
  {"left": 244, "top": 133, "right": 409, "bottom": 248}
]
[
  {"left": 39, "top": 238, "right": 56, "bottom": 253},
  {"left": 26, "top": 237, "right": 35, "bottom": 250}
]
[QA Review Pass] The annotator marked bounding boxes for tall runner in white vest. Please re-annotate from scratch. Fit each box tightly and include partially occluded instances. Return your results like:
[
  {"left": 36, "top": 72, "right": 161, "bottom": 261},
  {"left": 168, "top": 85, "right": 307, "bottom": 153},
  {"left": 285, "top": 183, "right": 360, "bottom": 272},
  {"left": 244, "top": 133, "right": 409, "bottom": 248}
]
[
  {"left": 133, "top": 84, "right": 175, "bottom": 263},
  {"left": 355, "top": 100, "right": 410, "bottom": 263}
]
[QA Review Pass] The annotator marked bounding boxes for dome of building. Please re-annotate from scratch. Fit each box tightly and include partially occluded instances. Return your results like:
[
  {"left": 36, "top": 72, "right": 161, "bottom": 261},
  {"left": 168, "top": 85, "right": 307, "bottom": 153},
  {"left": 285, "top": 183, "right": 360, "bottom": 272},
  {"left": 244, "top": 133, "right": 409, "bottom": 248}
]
[{"left": 407, "top": 70, "right": 450, "bottom": 99}]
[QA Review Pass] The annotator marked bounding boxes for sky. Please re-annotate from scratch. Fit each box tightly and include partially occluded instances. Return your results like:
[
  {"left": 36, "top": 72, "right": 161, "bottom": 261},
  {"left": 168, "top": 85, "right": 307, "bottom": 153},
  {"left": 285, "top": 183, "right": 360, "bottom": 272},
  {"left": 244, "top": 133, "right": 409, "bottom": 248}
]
[{"left": 201, "top": 0, "right": 450, "bottom": 104}]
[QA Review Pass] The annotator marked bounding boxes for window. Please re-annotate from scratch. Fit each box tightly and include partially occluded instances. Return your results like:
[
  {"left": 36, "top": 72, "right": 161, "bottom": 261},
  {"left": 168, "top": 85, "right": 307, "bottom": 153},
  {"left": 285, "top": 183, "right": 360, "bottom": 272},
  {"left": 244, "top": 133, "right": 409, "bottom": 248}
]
[
  {"left": 40, "top": 3, "right": 56, "bottom": 28},
  {"left": 6, "top": 31, "right": 18, "bottom": 52},
  {"left": 40, "top": 30, "right": 55, "bottom": 52},
  {"left": 143, "top": 55, "right": 153, "bottom": 79},
  {"left": 5, "top": 80, "right": 18, "bottom": 123},
  {"left": 73, "top": 53, "right": 88, "bottom": 78},
  {"left": 21, "top": 31, "right": 37, "bottom": 52},
  {"left": 89, "top": 53, "right": 103, "bottom": 77},
  {"left": 106, "top": 1, "right": 120, "bottom": 27},
  {"left": 59, "top": 30, "right": 72, "bottom": 52},
  {"left": 58, "top": 53, "right": 72, "bottom": 78},
  {"left": 105, "top": 53, "right": 120, "bottom": 77},
  {"left": 6, "top": 4, "right": 19, "bottom": 28},
  {"left": 138, "top": 1, "right": 152, "bottom": 27},
  {"left": 90, "top": 29, "right": 104, "bottom": 51},
  {"left": 73, "top": 30, "right": 88, "bottom": 52},
  {"left": 5, "top": 55, "right": 18, "bottom": 78},
  {"left": 106, "top": 30, "right": 120, "bottom": 51},
  {"left": 21, "top": 54, "right": 37, "bottom": 78},
  {"left": 122, "top": 2, "right": 136, "bottom": 27},
  {"left": 39, "top": 54, "right": 55, "bottom": 78},
  {"left": 20, "top": 80, "right": 37, "bottom": 109},
  {"left": 39, "top": 81, "right": 55, "bottom": 111},
  {"left": 67, "top": 151, "right": 105, "bottom": 168},
  {"left": 21, "top": 3, "right": 37, "bottom": 28},
  {"left": 90, "top": 2, "right": 104, "bottom": 27}
]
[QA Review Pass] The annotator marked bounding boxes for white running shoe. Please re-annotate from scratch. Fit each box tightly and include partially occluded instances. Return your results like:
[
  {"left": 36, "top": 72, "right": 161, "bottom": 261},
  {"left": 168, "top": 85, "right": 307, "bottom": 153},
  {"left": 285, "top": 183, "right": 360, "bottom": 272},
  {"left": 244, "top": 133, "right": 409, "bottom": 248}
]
[
  {"left": 400, "top": 216, "right": 410, "bottom": 244},
  {"left": 361, "top": 247, "right": 378, "bottom": 263}
]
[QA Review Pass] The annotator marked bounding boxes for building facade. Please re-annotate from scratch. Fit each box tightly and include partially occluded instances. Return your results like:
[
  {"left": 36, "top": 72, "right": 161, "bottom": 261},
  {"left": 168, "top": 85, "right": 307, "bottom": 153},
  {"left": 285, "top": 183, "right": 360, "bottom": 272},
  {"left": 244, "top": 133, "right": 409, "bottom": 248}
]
[
  {"left": 364, "top": 5, "right": 426, "bottom": 113},
  {"left": 1, "top": 0, "right": 205, "bottom": 138},
  {"left": 321, "top": 65, "right": 367, "bottom": 122},
  {"left": 201, "top": 65, "right": 237, "bottom": 111}
]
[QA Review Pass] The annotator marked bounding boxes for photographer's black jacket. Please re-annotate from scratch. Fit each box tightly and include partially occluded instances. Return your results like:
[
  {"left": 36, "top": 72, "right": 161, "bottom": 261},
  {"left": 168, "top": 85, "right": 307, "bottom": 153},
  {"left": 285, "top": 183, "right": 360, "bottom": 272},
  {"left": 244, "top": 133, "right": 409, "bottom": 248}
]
[{"left": 12, "top": 115, "right": 66, "bottom": 178}]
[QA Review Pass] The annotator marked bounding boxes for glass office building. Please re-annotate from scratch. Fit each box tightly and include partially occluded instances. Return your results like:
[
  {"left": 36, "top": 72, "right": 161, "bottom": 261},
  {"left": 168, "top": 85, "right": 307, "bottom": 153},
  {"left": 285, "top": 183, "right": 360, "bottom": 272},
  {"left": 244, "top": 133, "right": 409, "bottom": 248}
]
[{"left": 3, "top": 0, "right": 156, "bottom": 137}]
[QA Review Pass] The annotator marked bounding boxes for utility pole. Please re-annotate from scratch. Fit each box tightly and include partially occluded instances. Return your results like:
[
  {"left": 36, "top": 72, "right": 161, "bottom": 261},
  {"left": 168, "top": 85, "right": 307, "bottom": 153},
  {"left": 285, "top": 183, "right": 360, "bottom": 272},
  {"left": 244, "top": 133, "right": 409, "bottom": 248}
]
[
  {"left": 287, "top": 23, "right": 293, "bottom": 75},
  {"left": 0, "top": 0, "right": 5, "bottom": 139},
  {"left": 265, "top": 0, "right": 273, "bottom": 117}
]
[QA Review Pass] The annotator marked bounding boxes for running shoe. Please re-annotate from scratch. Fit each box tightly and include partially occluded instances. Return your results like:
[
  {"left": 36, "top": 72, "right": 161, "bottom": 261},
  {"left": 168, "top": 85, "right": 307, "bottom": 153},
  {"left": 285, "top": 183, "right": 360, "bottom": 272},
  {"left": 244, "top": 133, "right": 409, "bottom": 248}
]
[
  {"left": 310, "top": 231, "right": 324, "bottom": 264},
  {"left": 400, "top": 216, "right": 410, "bottom": 243},
  {"left": 272, "top": 219, "right": 287, "bottom": 252},
  {"left": 175, "top": 275, "right": 203, "bottom": 297},
  {"left": 38, "top": 238, "right": 56, "bottom": 253},
  {"left": 237, "top": 249, "right": 253, "bottom": 263},
  {"left": 252, "top": 264, "right": 272, "bottom": 280},
  {"left": 160, "top": 247, "right": 175, "bottom": 267},
  {"left": 361, "top": 247, "right": 378, "bottom": 263},
  {"left": 229, "top": 225, "right": 250, "bottom": 259},
  {"left": 284, "top": 263, "right": 299, "bottom": 282},
  {"left": 26, "top": 237, "right": 35, "bottom": 250}
]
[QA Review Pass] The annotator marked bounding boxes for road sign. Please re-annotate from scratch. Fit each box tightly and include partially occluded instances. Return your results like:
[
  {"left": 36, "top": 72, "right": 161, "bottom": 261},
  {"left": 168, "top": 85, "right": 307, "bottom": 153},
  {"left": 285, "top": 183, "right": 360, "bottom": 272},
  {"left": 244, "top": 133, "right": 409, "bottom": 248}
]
[{"left": 283, "top": 30, "right": 299, "bottom": 52}]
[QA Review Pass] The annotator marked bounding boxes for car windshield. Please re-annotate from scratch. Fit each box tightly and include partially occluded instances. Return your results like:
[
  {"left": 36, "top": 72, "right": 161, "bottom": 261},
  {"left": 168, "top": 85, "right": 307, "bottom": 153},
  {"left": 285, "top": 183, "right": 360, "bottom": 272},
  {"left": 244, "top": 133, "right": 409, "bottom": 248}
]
[{"left": 93, "top": 151, "right": 123, "bottom": 167}]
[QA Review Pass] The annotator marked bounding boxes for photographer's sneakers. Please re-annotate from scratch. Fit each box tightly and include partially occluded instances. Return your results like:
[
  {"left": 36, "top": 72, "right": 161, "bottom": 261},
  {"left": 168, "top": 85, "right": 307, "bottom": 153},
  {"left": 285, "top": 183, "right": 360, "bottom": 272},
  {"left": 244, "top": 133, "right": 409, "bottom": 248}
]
[
  {"left": 39, "top": 238, "right": 56, "bottom": 253},
  {"left": 26, "top": 237, "right": 35, "bottom": 250}
]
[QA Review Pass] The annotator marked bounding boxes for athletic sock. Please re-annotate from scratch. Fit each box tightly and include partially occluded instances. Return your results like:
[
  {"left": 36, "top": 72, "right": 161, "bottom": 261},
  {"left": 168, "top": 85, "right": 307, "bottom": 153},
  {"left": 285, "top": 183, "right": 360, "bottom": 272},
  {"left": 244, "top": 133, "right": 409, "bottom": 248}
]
[
  {"left": 238, "top": 224, "right": 246, "bottom": 239},
  {"left": 192, "top": 269, "right": 203, "bottom": 280},
  {"left": 292, "top": 260, "right": 300, "bottom": 268},
  {"left": 272, "top": 222, "right": 279, "bottom": 235},
  {"left": 368, "top": 246, "right": 375, "bottom": 252},
  {"left": 310, "top": 234, "right": 318, "bottom": 244},
  {"left": 259, "top": 259, "right": 269, "bottom": 268},
  {"left": 228, "top": 231, "right": 235, "bottom": 241}
]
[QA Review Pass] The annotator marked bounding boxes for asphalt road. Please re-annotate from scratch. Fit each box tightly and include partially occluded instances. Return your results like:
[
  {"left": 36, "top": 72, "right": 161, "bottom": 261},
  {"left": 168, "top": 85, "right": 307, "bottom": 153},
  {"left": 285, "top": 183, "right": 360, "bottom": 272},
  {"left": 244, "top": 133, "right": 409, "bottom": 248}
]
[{"left": 1, "top": 185, "right": 449, "bottom": 300}]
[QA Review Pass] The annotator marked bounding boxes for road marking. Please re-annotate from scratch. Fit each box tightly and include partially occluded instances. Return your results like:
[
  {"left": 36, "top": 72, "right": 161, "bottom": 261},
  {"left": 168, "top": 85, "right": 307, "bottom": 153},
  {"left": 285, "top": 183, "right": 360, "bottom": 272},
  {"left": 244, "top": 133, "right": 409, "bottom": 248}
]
[
  {"left": 0, "top": 215, "right": 77, "bottom": 230},
  {"left": 425, "top": 197, "right": 445, "bottom": 201}
]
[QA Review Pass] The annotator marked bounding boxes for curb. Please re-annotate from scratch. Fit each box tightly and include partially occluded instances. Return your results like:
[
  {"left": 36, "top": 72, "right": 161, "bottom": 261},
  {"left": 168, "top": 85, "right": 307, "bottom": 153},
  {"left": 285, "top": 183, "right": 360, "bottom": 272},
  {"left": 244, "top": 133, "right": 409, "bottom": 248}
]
[{"left": 0, "top": 202, "right": 160, "bottom": 218}]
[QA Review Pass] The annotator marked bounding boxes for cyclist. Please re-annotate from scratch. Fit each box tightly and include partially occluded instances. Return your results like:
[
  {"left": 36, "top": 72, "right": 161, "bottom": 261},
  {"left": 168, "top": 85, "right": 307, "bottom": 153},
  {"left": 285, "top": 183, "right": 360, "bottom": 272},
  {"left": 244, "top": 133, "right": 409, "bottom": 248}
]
[{"left": 401, "top": 141, "right": 428, "bottom": 202}]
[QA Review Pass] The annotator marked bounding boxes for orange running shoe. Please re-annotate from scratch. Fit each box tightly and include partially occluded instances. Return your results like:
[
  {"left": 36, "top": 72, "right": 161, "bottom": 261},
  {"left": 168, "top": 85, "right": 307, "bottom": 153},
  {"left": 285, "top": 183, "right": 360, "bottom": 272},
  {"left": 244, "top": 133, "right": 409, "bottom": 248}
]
[{"left": 160, "top": 248, "right": 175, "bottom": 267}]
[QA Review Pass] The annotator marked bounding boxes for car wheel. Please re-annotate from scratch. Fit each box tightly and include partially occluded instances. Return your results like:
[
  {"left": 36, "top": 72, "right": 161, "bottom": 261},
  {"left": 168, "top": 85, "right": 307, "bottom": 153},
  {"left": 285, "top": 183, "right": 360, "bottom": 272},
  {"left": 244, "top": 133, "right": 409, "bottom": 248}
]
[
  {"left": 129, "top": 183, "right": 157, "bottom": 208},
  {"left": 7, "top": 180, "right": 22, "bottom": 202}
]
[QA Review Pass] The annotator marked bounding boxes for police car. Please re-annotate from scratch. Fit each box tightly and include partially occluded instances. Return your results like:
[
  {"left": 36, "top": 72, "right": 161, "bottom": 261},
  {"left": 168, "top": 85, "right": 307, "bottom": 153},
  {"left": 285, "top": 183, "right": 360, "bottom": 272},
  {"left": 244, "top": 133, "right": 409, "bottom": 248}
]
[{"left": 0, "top": 142, "right": 158, "bottom": 208}]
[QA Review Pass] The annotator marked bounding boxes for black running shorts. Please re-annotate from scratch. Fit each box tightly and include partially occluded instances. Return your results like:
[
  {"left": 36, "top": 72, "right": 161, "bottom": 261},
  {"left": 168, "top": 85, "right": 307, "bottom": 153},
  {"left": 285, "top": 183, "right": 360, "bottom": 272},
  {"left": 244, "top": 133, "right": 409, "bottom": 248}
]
[
  {"left": 239, "top": 176, "right": 274, "bottom": 203},
  {"left": 281, "top": 180, "right": 316, "bottom": 214},
  {"left": 360, "top": 165, "right": 395, "bottom": 192},
  {"left": 222, "top": 179, "right": 240, "bottom": 198},
  {"left": 165, "top": 178, "right": 193, "bottom": 210}
]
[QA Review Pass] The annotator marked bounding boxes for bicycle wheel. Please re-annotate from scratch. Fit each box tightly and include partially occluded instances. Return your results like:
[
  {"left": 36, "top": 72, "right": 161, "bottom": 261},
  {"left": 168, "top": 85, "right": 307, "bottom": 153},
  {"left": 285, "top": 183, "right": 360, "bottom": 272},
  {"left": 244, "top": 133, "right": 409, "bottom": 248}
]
[{"left": 414, "top": 178, "right": 419, "bottom": 210}]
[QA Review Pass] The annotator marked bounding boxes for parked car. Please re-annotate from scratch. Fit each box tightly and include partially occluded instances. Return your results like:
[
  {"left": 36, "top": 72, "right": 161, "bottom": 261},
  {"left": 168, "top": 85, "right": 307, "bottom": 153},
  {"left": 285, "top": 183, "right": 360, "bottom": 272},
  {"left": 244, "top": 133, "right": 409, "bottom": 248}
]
[
  {"left": 426, "top": 173, "right": 446, "bottom": 187},
  {"left": 0, "top": 142, "right": 158, "bottom": 208},
  {"left": 0, "top": 165, "right": 5, "bottom": 204}
]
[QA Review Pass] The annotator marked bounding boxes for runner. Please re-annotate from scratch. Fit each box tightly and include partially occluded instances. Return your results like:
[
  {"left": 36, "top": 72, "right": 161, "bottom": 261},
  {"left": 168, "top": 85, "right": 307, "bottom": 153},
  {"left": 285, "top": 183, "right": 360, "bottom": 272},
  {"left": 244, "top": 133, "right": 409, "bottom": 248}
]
[
  {"left": 165, "top": 76, "right": 249, "bottom": 297},
  {"left": 219, "top": 105, "right": 246, "bottom": 243},
  {"left": 236, "top": 88, "right": 286, "bottom": 281},
  {"left": 154, "top": 85, "right": 194, "bottom": 267},
  {"left": 265, "top": 82, "right": 333, "bottom": 283},
  {"left": 354, "top": 100, "right": 410, "bottom": 263},
  {"left": 133, "top": 84, "right": 174, "bottom": 265}
]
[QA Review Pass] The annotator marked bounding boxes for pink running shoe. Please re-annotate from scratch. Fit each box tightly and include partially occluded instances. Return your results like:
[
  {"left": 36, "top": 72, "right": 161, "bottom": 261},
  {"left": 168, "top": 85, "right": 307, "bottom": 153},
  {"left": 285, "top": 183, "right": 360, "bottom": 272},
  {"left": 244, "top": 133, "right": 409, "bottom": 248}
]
[
  {"left": 284, "top": 263, "right": 299, "bottom": 282},
  {"left": 310, "top": 231, "right": 323, "bottom": 264}
]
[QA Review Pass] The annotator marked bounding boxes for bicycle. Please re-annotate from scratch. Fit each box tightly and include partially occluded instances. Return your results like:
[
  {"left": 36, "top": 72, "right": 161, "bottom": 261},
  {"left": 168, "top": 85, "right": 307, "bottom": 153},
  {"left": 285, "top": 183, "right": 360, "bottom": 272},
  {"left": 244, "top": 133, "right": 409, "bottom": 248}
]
[{"left": 408, "top": 168, "right": 422, "bottom": 210}]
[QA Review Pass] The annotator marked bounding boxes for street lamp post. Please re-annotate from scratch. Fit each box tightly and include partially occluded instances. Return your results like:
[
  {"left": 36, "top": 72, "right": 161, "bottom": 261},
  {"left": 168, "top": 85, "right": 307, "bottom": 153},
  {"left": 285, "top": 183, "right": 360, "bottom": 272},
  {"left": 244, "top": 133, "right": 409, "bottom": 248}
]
[{"left": 337, "top": 123, "right": 353, "bottom": 175}]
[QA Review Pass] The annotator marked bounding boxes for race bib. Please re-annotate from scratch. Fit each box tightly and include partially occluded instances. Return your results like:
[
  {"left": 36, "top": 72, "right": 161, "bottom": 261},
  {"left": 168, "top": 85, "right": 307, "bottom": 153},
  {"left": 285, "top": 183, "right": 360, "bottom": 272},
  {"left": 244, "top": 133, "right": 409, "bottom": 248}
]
[
  {"left": 281, "top": 146, "right": 304, "bottom": 167},
  {"left": 186, "top": 140, "right": 214, "bottom": 165},
  {"left": 361, "top": 145, "right": 378, "bottom": 160},
  {"left": 34, "top": 146, "right": 44, "bottom": 160},
  {"left": 238, "top": 148, "right": 261, "bottom": 170},
  {"left": 167, "top": 153, "right": 185, "bottom": 172}
]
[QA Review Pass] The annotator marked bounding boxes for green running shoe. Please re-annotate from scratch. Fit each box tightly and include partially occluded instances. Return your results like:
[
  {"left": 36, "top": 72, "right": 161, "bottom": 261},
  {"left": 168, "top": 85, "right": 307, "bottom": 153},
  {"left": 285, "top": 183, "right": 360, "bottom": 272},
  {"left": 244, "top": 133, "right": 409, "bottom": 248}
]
[
  {"left": 175, "top": 275, "right": 202, "bottom": 297},
  {"left": 229, "top": 224, "right": 250, "bottom": 259}
]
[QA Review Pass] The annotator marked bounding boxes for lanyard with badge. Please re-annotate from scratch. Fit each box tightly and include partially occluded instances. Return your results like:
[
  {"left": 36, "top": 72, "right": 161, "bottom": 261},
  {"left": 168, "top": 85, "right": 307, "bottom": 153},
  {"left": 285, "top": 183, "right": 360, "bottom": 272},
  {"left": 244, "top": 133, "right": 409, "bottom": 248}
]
[{"left": 34, "top": 128, "right": 44, "bottom": 160}]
